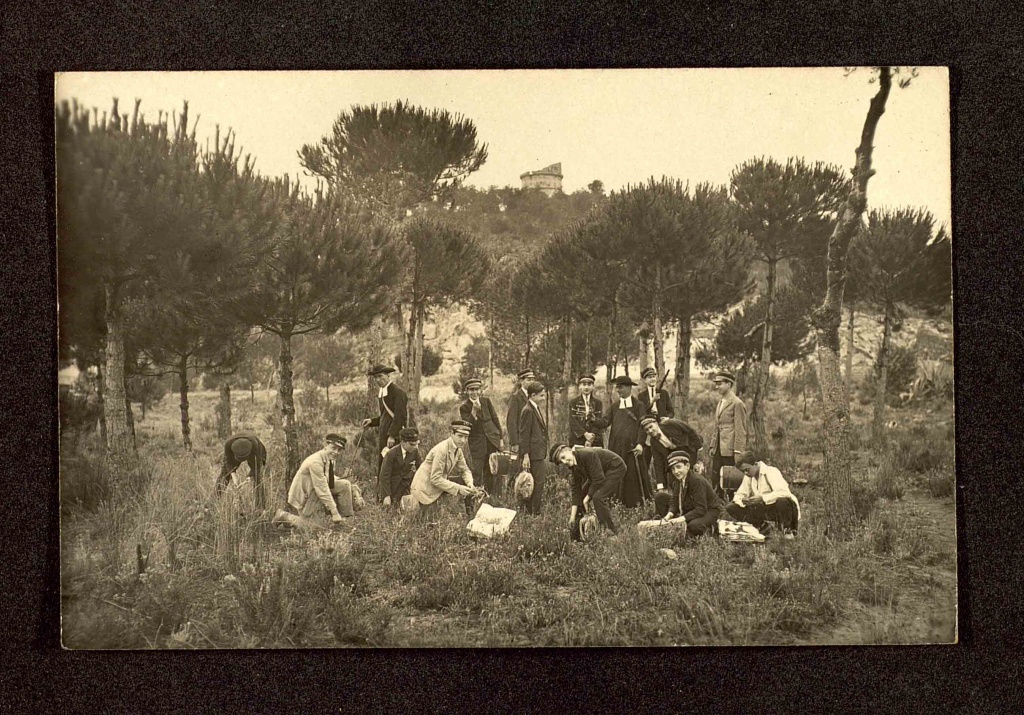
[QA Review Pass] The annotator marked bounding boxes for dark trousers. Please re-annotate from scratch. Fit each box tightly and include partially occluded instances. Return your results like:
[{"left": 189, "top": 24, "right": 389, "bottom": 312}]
[
  {"left": 215, "top": 457, "right": 266, "bottom": 508},
  {"left": 589, "top": 473, "right": 621, "bottom": 533},
  {"left": 684, "top": 509, "right": 721, "bottom": 536},
  {"left": 525, "top": 458, "right": 548, "bottom": 515},
  {"left": 711, "top": 452, "right": 735, "bottom": 499},
  {"left": 726, "top": 498, "right": 798, "bottom": 532},
  {"left": 471, "top": 452, "right": 500, "bottom": 498}
]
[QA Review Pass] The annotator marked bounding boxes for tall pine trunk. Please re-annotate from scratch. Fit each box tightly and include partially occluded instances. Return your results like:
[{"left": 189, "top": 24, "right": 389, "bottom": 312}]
[
  {"left": 845, "top": 305, "right": 856, "bottom": 388},
  {"left": 217, "top": 383, "right": 232, "bottom": 439},
  {"left": 278, "top": 331, "right": 300, "bottom": 483},
  {"left": 96, "top": 363, "right": 107, "bottom": 445},
  {"left": 561, "top": 315, "right": 573, "bottom": 438},
  {"left": 584, "top": 319, "right": 592, "bottom": 373},
  {"left": 102, "top": 284, "right": 135, "bottom": 478},
  {"left": 364, "top": 317, "right": 384, "bottom": 472},
  {"left": 178, "top": 357, "right": 192, "bottom": 451},
  {"left": 750, "top": 257, "right": 776, "bottom": 455},
  {"left": 488, "top": 313, "right": 495, "bottom": 388},
  {"left": 409, "top": 302, "right": 426, "bottom": 427},
  {"left": 606, "top": 294, "right": 618, "bottom": 404},
  {"left": 675, "top": 315, "right": 693, "bottom": 418},
  {"left": 638, "top": 324, "right": 651, "bottom": 375},
  {"left": 872, "top": 303, "right": 894, "bottom": 444},
  {"left": 653, "top": 269, "right": 666, "bottom": 378},
  {"left": 811, "top": 66, "right": 891, "bottom": 540}
]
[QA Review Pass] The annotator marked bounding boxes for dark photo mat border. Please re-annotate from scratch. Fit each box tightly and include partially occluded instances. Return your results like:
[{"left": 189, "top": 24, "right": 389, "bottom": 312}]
[{"left": 2, "top": 0, "right": 1022, "bottom": 711}]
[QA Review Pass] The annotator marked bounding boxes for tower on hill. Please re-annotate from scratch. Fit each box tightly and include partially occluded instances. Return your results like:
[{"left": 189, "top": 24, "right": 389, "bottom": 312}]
[{"left": 520, "top": 162, "right": 563, "bottom": 196}]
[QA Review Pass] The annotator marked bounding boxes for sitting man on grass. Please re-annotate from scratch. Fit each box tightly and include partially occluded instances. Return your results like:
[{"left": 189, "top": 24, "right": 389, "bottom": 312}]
[
  {"left": 549, "top": 443, "right": 624, "bottom": 541},
  {"left": 660, "top": 449, "right": 723, "bottom": 538},
  {"left": 380, "top": 427, "right": 422, "bottom": 510},
  {"left": 408, "top": 420, "right": 485, "bottom": 518},
  {"left": 282, "top": 434, "right": 363, "bottom": 526},
  {"left": 725, "top": 451, "right": 800, "bottom": 538}
]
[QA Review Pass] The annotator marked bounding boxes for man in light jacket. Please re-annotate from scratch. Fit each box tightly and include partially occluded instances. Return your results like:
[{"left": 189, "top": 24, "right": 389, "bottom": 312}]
[
  {"left": 409, "top": 420, "right": 484, "bottom": 517},
  {"left": 725, "top": 451, "right": 800, "bottom": 537},
  {"left": 285, "top": 434, "right": 362, "bottom": 524},
  {"left": 710, "top": 370, "right": 749, "bottom": 499}
]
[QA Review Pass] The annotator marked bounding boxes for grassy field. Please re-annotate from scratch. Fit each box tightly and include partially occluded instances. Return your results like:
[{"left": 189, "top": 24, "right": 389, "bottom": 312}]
[{"left": 60, "top": 377, "right": 957, "bottom": 648}]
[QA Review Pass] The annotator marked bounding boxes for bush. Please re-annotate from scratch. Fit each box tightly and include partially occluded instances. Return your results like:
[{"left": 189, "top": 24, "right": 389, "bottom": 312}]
[
  {"left": 870, "top": 344, "right": 917, "bottom": 405},
  {"left": 927, "top": 470, "right": 955, "bottom": 498},
  {"left": 61, "top": 454, "right": 111, "bottom": 513},
  {"left": 395, "top": 345, "right": 443, "bottom": 378},
  {"left": 850, "top": 479, "right": 878, "bottom": 522},
  {"left": 873, "top": 455, "right": 905, "bottom": 501}
]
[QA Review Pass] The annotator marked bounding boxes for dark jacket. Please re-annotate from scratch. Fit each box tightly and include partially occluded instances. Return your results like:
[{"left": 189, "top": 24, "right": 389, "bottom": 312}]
[
  {"left": 505, "top": 388, "right": 530, "bottom": 452},
  {"left": 569, "top": 394, "right": 607, "bottom": 447},
  {"left": 459, "top": 396, "right": 503, "bottom": 459},
  {"left": 518, "top": 400, "right": 549, "bottom": 462},
  {"left": 569, "top": 447, "right": 626, "bottom": 508},
  {"left": 637, "top": 386, "right": 675, "bottom": 420},
  {"left": 220, "top": 432, "right": 268, "bottom": 478},
  {"left": 379, "top": 444, "right": 421, "bottom": 503},
  {"left": 673, "top": 472, "right": 724, "bottom": 522},
  {"left": 367, "top": 382, "right": 408, "bottom": 451},
  {"left": 648, "top": 418, "right": 704, "bottom": 489}
]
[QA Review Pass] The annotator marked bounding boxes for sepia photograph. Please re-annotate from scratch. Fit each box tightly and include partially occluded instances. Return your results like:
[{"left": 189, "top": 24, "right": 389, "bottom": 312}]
[{"left": 56, "top": 67, "right": 954, "bottom": 648}]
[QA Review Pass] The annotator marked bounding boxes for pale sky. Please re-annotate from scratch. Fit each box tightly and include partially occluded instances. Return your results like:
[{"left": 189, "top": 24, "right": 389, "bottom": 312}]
[{"left": 55, "top": 68, "right": 951, "bottom": 232}]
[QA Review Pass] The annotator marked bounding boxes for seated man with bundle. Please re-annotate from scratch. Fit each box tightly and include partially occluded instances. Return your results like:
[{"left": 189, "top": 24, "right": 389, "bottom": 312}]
[
  {"left": 549, "top": 442, "right": 624, "bottom": 541},
  {"left": 277, "top": 434, "right": 363, "bottom": 527},
  {"left": 408, "top": 419, "right": 485, "bottom": 517},
  {"left": 725, "top": 451, "right": 801, "bottom": 538},
  {"left": 660, "top": 449, "right": 723, "bottom": 537}
]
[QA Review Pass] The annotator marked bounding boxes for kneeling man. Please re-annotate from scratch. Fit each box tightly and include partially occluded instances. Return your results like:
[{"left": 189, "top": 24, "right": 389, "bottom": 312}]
[
  {"left": 285, "top": 434, "right": 361, "bottom": 525},
  {"left": 409, "top": 420, "right": 485, "bottom": 517},
  {"left": 725, "top": 452, "right": 800, "bottom": 536},
  {"left": 380, "top": 427, "right": 422, "bottom": 509},
  {"left": 661, "top": 449, "right": 723, "bottom": 537},
  {"left": 549, "top": 443, "right": 624, "bottom": 540}
]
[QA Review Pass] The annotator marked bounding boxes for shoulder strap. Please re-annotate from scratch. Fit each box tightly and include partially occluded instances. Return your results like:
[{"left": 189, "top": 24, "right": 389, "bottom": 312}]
[{"left": 380, "top": 387, "right": 396, "bottom": 418}]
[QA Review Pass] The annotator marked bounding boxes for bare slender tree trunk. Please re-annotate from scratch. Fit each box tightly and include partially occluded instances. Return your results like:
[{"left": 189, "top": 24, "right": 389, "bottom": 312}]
[
  {"left": 653, "top": 270, "right": 666, "bottom": 378},
  {"left": 845, "top": 305, "right": 856, "bottom": 388},
  {"left": 810, "top": 66, "right": 891, "bottom": 540},
  {"left": 872, "top": 304, "right": 894, "bottom": 444},
  {"left": 217, "top": 383, "right": 232, "bottom": 439},
  {"left": 96, "top": 363, "right": 107, "bottom": 446},
  {"left": 410, "top": 302, "right": 426, "bottom": 427},
  {"left": 606, "top": 295, "right": 618, "bottom": 404},
  {"left": 102, "top": 284, "right": 135, "bottom": 479},
  {"left": 488, "top": 313, "right": 495, "bottom": 388},
  {"left": 278, "top": 331, "right": 300, "bottom": 483},
  {"left": 638, "top": 325, "right": 651, "bottom": 375},
  {"left": 561, "top": 314, "right": 573, "bottom": 439},
  {"left": 751, "top": 258, "right": 776, "bottom": 455},
  {"left": 178, "top": 357, "right": 192, "bottom": 451},
  {"left": 364, "top": 316, "right": 384, "bottom": 471},
  {"left": 124, "top": 385, "right": 136, "bottom": 450},
  {"left": 675, "top": 315, "right": 693, "bottom": 418}
]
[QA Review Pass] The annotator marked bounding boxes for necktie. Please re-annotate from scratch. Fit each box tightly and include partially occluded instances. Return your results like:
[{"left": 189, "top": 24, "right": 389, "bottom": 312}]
[{"left": 327, "top": 458, "right": 335, "bottom": 490}]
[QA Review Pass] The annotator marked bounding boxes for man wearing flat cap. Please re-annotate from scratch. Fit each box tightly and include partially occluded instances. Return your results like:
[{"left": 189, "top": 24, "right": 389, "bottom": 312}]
[
  {"left": 409, "top": 420, "right": 484, "bottom": 516},
  {"left": 640, "top": 415, "right": 705, "bottom": 517},
  {"left": 380, "top": 427, "right": 422, "bottom": 509},
  {"left": 361, "top": 364, "right": 408, "bottom": 486},
  {"left": 286, "top": 434, "right": 362, "bottom": 524},
  {"left": 569, "top": 374, "right": 607, "bottom": 448},
  {"left": 637, "top": 366, "right": 675, "bottom": 423},
  {"left": 458, "top": 378, "right": 504, "bottom": 496},
  {"left": 605, "top": 374, "right": 651, "bottom": 508},
  {"left": 518, "top": 381, "right": 550, "bottom": 515},
  {"left": 215, "top": 431, "right": 269, "bottom": 508},
  {"left": 505, "top": 368, "right": 535, "bottom": 460},
  {"left": 710, "top": 371, "right": 749, "bottom": 499},
  {"left": 550, "top": 443, "right": 624, "bottom": 540},
  {"left": 660, "top": 449, "right": 723, "bottom": 537}
]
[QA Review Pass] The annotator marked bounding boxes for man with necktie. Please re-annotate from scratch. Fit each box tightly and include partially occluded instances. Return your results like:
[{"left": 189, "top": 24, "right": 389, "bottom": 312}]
[
  {"left": 505, "top": 368, "right": 535, "bottom": 460},
  {"left": 284, "top": 434, "right": 361, "bottom": 524},
  {"left": 517, "top": 381, "right": 550, "bottom": 515},
  {"left": 409, "top": 420, "right": 484, "bottom": 517},
  {"left": 379, "top": 427, "right": 423, "bottom": 510},
  {"left": 569, "top": 374, "right": 607, "bottom": 448},
  {"left": 710, "top": 371, "right": 749, "bottom": 499},
  {"left": 637, "top": 366, "right": 675, "bottom": 422},
  {"left": 458, "top": 378, "right": 504, "bottom": 496}
]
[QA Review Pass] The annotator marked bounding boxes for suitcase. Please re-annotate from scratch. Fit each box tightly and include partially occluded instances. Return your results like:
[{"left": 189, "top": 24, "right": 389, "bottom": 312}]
[{"left": 488, "top": 451, "right": 521, "bottom": 495}]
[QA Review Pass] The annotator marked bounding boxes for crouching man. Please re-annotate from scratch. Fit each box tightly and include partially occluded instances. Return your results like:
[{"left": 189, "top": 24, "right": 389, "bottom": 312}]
[
  {"left": 380, "top": 427, "right": 422, "bottom": 510},
  {"left": 725, "top": 452, "right": 800, "bottom": 537},
  {"left": 282, "top": 434, "right": 362, "bottom": 526},
  {"left": 408, "top": 420, "right": 485, "bottom": 518},
  {"left": 550, "top": 443, "right": 624, "bottom": 541},
  {"left": 661, "top": 449, "right": 723, "bottom": 537}
]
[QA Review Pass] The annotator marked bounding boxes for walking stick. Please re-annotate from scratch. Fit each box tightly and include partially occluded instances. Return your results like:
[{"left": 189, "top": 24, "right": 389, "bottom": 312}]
[{"left": 633, "top": 452, "right": 649, "bottom": 508}]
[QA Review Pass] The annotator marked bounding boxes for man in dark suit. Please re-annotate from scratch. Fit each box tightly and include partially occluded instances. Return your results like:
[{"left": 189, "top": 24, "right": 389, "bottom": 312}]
[
  {"left": 214, "top": 431, "right": 269, "bottom": 508},
  {"left": 550, "top": 443, "right": 625, "bottom": 539},
  {"left": 661, "top": 449, "right": 724, "bottom": 537},
  {"left": 505, "top": 368, "right": 534, "bottom": 459},
  {"left": 637, "top": 366, "right": 675, "bottom": 422},
  {"left": 361, "top": 364, "right": 408, "bottom": 493},
  {"left": 569, "top": 374, "right": 607, "bottom": 448},
  {"left": 640, "top": 415, "right": 705, "bottom": 518},
  {"left": 517, "top": 380, "right": 549, "bottom": 515},
  {"left": 379, "top": 427, "right": 422, "bottom": 510},
  {"left": 605, "top": 374, "right": 650, "bottom": 508},
  {"left": 458, "top": 378, "right": 504, "bottom": 496},
  {"left": 710, "top": 370, "right": 749, "bottom": 499}
]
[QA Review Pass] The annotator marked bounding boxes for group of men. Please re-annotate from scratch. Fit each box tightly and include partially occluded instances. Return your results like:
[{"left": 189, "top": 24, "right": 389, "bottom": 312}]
[{"left": 215, "top": 363, "right": 800, "bottom": 541}]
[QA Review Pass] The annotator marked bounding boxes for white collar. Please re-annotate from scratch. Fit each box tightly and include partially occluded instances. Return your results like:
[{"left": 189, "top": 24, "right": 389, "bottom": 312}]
[
  {"left": 619, "top": 396, "right": 633, "bottom": 408},
  {"left": 378, "top": 381, "right": 391, "bottom": 398}
]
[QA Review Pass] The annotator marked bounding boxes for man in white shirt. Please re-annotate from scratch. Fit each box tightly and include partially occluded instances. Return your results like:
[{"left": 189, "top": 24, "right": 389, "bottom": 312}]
[{"left": 725, "top": 451, "right": 800, "bottom": 537}]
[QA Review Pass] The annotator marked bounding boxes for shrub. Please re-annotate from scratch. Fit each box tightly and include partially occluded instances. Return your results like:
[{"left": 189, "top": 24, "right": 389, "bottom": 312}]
[
  {"left": 870, "top": 510, "right": 899, "bottom": 555},
  {"left": 395, "top": 345, "right": 443, "bottom": 378},
  {"left": 850, "top": 479, "right": 878, "bottom": 522},
  {"left": 927, "top": 470, "right": 955, "bottom": 498},
  {"left": 60, "top": 454, "right": 110, "bottom": 513},
  {"left": 873, "top": 455, "right": 905, "bottom": 501}
]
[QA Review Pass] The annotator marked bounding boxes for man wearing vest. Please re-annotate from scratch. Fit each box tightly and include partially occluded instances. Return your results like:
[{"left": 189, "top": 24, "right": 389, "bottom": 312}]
[
  {"left": 637, "top": 366, "right": 675, "bottom": 422},
  {"left": 361, "top": 364, "right": 408, "bottom": 493},
  {"left": 409, "top": 420, "right": 484, "bottom": 517},
  {"left": 284, "top": 434, "right": 362, "bottom": 524},
  {"left": 569, "top": 374, "right": 607, "bottom": 448},
  {"left": 379, "top": 427, "right": 422, "bottom": 510},
  {"left": 505, "top": 368, "right": 534, "bottom": 460},
  {"left": 458, "top": 378, "right": 504, "bottom": 496},
  {"left": 710, "top": 370, "right": 749, "bottom": 499}
]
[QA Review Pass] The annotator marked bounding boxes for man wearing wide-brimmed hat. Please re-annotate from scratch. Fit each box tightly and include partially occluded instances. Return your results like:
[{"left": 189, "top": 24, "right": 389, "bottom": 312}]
[
  {"left": 569, "top": 374, "right": 607, "bottom": 448},
  {"left": 637, "top": 366, "right": 675, "bottom": 422},
  {"left": 550, "top": 443, "right": 624, "bottom": 540},
  {"left": 380, "top": 427, "right": 422, "bottom": 509},
  {"left": 505, "top": 368, "right": 535, "bottom": 459},
  {"left": 409, "top": 419, "right": 484, "bottom": 517},
  {"left": 605, "top": 374, "right": 651, "bottom": 508},
  {"left": 284, "top": 434, "right": 363, "bottom": 524},
  {"left": 361, "top": 364, "right": 408, "bottom": 487},
  {"left": 458, "top": 378, "right": 504, "bottom": 496},
  {"left": 710, "top": 370, "right": 748, "bottom": 499}
]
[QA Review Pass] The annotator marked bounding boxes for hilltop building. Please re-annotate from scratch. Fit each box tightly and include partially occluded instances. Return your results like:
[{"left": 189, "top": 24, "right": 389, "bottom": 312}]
[{"left": 520, "top": 162, "right": 563, "bottom": 196}]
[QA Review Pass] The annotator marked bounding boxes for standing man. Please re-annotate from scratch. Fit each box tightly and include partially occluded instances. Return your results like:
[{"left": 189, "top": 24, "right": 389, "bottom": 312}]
[
  {"left": 550, "top": 443, "right": 624, "bottom": 540},
  {"left": 569, "top": 374, "right": 607, "bottom": 448},
  {"left": 283, "top": 434, "right": 361, "bottom": 525},
  {"left": 458, "top": 378, "right": 504, "bottom": 496},
  {"left": 409, "top": 420, "right": 484, "bottom": 517},
  {"left": 637, "top": 366, "right": 675, "bottom": 422},
  {"left": 215, "top": 431, "right": 269, "bottom": 508},
  {"left": 505, "top": 368, "right": 535, "bottom": 461},
  {"left": 379, "top": 427, "right": 422, "bottom": 510},
  {"left": 361, "top": 364, "right": 408, "bottom": 491},
  {"left": 605, "top": 375, "right": 649, "bottom": 508},
  {"left": 661, "top": 449, "right": 723, "bottom": 537},
  {"left": 710, "top": 370, "right": 749, "bottom": 499},
  {"left": 517, "top": 381, "right": 550, "bottom": 515},
  {"left": 640, "top": 415, "right": 705, "bottom": 518}
]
